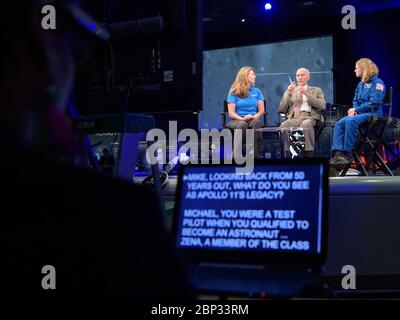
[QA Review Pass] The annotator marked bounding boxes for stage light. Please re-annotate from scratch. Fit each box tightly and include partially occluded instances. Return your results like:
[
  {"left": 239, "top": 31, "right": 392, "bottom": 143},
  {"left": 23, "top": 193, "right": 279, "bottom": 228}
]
[
  {"left": 264, "top": 2, "right": 272, "bottom": 10},
  {"left": 241, "top": 18, "right": 246, "bottom": 22}
]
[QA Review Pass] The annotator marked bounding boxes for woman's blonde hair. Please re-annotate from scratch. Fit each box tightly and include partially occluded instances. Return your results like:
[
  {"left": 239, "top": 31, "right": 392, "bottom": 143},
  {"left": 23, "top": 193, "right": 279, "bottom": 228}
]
[
  {"left": 356, "top": 58, "right": 379, "bottom": 82},
  {"left": 229, "top": 66, "right": 256, "bottom": 98}
]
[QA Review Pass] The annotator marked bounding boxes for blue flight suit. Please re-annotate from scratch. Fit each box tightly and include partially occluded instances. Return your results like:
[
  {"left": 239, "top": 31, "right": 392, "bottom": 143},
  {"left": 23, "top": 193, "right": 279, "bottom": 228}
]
[{"left": 332, "top": 74, "right": 386, "bottom": 153}]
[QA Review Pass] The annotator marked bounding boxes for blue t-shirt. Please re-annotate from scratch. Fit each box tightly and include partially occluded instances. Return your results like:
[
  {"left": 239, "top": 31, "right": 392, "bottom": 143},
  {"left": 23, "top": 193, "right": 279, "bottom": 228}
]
[{"left": 227, "top": 87, "right": 264, "bottom": 118}]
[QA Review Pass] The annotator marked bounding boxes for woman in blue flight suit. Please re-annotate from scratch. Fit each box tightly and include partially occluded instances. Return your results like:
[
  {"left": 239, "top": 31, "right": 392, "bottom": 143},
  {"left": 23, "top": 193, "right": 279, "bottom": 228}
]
[{"left": 330, "top": 58, "right": 386, "bottom": 164}]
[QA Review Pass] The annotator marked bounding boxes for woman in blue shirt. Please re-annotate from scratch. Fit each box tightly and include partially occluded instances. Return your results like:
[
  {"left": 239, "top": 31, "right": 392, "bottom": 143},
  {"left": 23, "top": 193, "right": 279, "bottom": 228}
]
[
  {"left": 227, "top": 66, "right": 265, "bottom": 158},
  {"left": 330, "top": 58, "right": 386, "bottom": 166}
]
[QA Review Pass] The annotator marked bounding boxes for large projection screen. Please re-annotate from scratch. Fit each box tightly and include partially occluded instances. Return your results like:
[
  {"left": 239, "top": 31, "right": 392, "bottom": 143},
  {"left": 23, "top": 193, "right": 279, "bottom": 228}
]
[{"left": 200, "top": 36, "right": 333, "bottom": 129}]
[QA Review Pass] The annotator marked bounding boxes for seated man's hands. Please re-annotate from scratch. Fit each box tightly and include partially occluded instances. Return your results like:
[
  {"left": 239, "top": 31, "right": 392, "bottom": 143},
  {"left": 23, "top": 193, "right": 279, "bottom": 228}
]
[
  {"left": 298, "top": 85, "right": 310, "bottom": 96},
  {"left": 287, "top": 83, "right": 296, "bottom": 96}
]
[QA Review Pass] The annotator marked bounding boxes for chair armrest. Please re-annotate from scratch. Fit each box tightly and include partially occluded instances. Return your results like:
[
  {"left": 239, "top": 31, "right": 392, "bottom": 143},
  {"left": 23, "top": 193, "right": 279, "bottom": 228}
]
[
  {"left": 263, "top": 111, "right": 268, "bottom": 127},
  {"left": 368, "top": 102, "right": 389, "bottom": 115},
  {"left": 220, "top": 112, "right": 228, "bottom": 128},
  {"left": 325, "top": 103, "right": 350, "bottom": 120},
  {"left": 368, "top": 102, "right": 391, "bottom": 110}
]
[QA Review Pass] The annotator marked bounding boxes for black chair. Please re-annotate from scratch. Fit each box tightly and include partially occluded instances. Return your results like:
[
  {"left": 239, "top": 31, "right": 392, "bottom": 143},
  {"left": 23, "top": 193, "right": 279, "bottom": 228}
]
[
  {"left": 220, "top": 100, "right": 268, "bottom": 128},
  {"left": 340, "top": 86, "right": 399, "bottom": 176}
]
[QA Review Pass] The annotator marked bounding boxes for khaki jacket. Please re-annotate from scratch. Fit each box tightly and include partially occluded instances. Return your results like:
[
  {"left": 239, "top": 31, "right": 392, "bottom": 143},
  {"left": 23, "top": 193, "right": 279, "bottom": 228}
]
[{"left": 278, "top": 86, "right": 326, "bottom": 121}]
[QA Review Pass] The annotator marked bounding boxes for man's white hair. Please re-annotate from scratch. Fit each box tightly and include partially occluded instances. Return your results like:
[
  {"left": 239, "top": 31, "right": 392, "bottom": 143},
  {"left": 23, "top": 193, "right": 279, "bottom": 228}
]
[{"left": 296, "top": 67, "right": 310, "bottom": 76}]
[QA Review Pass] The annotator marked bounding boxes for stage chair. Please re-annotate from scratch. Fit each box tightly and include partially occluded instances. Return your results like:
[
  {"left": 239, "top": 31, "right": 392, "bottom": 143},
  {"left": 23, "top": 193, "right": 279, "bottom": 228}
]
[{"left": 340, "top": 86, "right": 399, "bottom": 176}]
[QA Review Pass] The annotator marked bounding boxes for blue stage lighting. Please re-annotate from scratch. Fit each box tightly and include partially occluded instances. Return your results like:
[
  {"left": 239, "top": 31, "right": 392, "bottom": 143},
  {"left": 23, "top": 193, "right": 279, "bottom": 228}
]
[{"left": 264, "top": 2, "right": 272, "bottom": 10}]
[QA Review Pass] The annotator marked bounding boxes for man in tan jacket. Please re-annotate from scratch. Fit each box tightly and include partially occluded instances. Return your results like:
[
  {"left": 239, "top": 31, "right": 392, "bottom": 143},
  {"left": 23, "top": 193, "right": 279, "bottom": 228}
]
[{"left": 278, "top": 68, "right": 326, "bottom": 157}]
